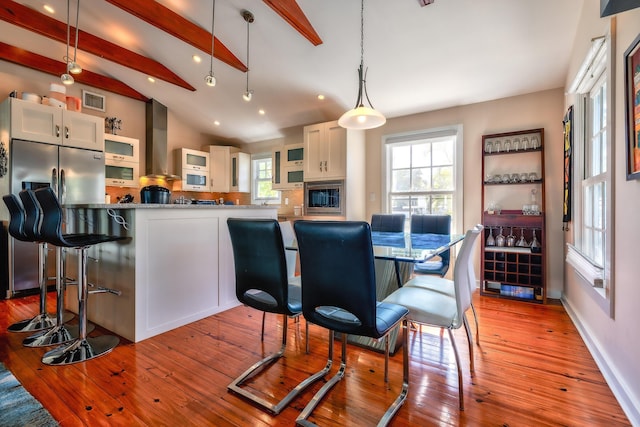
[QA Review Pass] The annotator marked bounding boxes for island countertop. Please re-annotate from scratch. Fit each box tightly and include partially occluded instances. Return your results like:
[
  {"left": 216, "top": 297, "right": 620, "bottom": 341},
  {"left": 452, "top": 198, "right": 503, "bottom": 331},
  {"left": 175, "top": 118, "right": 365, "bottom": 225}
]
[{"left": 65, "top": 203, "right": 277, "bottom": 210}]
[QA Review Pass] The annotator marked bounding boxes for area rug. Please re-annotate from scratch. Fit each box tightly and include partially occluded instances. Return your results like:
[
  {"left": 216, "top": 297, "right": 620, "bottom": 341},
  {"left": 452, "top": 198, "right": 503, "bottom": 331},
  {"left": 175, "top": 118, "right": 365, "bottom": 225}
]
[{"left": 0, "top": 362, "right": 58, "bottom": 427}]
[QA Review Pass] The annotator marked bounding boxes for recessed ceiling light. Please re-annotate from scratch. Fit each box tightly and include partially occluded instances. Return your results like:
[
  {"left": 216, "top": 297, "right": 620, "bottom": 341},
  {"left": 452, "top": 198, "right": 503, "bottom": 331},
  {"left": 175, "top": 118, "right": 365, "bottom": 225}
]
[
  {"left": 317, "top": 94, "right": 325, "bottom": 100},
  {"left": 213, "top": 120, "right": 220, "bottom": 126},
  {"left": 43, "top": 4, "right": 55, "bottom": 14},
  {"left": 147, "top": 77, "right": 155, "bottom": 83},
  {"left": 192, "top": 55, "right": 202, "bottom": 63},
  {"left": 258, "top": 109, "right": 265, "bottom": 115}
]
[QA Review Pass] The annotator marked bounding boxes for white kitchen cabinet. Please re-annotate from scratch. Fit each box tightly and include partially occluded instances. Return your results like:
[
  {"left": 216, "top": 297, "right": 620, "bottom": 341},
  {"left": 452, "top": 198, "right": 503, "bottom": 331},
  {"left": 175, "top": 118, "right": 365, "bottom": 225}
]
[
  {"left": 6, "top": 97, "right": 104, "bottom": 151},
  {"left": 303, "top": 120, "right": 346, "bottom": 181},
  {"left": 272, "top": 144, "right": 304, "bottom": 190},
  {"left": 176, "top": 148, "right": 209, "bottom": 192},
  {"left": 230, "top": 151, "right": 250, "bottom": 192},
  {"left": 105, "top": 135, "right": 139, "bottom": 187},
  {"left": 208, "top": 146, "right": 250, "bottom": 193}
]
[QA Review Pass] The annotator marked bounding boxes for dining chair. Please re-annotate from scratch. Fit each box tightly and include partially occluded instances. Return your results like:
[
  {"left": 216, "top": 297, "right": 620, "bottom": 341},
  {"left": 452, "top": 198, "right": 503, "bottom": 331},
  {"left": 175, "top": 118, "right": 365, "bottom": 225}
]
[
  {"left": 294, "top": 220, "right": 409, "bottom": 426},
  {"left": 226, "top": 218, "right": 324, "bottom": 415},
  {"left": 382, "top": 224, "right": 483, "bottom": 410},
  {"left": 410, "top": 214, "right": 451, "bottom": 277},
  {"left": 371, "top": 213, "right": 406, "bottom": 232},
  {"left": 403, "top": 224, "right": 483, "bottom": 343}
]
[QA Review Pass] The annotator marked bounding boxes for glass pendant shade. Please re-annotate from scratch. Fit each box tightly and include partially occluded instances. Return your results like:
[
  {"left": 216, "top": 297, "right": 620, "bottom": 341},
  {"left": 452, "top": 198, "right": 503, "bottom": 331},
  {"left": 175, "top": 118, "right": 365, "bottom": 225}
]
[
  {"left": 242, "top": 90, "right": 252, "bottom": 102},
  {"left": 205, "top": 73, "right": 216, "bottom": 87},
  {"left": 61, "top": 73, "right": 74, "bottom": 85},
  {"left": 338, "top": 105, "right": 386, "bottom": 129},
  {"left": 67, "top": 61, "right": 82, "bottom": 74}
]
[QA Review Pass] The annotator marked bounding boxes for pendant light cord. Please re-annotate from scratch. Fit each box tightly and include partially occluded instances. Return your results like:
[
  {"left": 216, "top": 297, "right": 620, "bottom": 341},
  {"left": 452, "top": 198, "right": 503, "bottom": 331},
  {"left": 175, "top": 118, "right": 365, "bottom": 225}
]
[
  {"left": 360, "top": 0, "right": 364, "bottom": 69},
  {"left": 73, "top": 0, "right": 80, "bottom": 62},
  {"left": 245, "top": 15, "right": 250, "bottom": 92},
  {"left": 209, "top": 0, "right": 215, "bottom": 73},
  {"left": 65, "top": 0, "right": 71, "bottom": 63}
]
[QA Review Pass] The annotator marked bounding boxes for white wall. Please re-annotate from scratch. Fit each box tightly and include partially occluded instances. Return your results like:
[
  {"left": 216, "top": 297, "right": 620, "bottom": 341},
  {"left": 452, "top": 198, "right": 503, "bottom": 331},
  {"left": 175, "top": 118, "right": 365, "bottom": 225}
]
[
  {"left": 562, "top": 0, "right": 640, "bottom": 424},
  {"left": 364, "top": 89, "right": 565, "bottom": 299}
]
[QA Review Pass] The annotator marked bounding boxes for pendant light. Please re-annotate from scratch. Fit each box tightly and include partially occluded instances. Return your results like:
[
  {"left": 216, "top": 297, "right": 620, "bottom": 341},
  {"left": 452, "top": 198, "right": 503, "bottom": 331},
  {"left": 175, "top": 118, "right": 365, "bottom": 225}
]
[
  {"left": 61, "top": 0, "right": 81, "bottom": 85},
  {"left": 204, "top": 0, "right": 216, "bottom": 87},
  {"left": 242, "top": 10, "right": 254, "bottom": 102},
  {"left": 338, "top": 0, "right": 386, "bottom": 130}
]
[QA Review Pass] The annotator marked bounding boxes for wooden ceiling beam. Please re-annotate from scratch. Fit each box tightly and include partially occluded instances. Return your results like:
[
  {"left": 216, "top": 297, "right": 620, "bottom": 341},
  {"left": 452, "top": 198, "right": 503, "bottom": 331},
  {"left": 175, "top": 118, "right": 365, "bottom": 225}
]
[
  {"left": 0, "top": 42, "right": 149, "bottom": 102},
  {"left": 105, "top": 0, "right": 248, "bottom": 72},
  {"left": 262, "top": 0, "right": 322, "bottom": 46},
  {"left": 0, "top": 0, "right": 195, "bottom": 91}
]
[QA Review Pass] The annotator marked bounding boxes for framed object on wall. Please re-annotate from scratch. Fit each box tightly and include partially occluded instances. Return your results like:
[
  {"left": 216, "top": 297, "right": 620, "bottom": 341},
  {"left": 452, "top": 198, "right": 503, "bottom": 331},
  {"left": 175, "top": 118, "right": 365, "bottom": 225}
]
[{"left": 624, "top": 32, "right": 640, "bottom": 180}]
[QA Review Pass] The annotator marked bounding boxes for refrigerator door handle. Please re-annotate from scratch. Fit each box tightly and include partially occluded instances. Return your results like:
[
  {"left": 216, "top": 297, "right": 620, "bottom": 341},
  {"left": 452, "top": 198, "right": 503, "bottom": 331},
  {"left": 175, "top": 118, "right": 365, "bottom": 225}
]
[
  {"left": 60, "top": 169, "right": 66, "bottom": 203},
  {"left": 51, "top": 168, "right": 58, "bottom": 195}
]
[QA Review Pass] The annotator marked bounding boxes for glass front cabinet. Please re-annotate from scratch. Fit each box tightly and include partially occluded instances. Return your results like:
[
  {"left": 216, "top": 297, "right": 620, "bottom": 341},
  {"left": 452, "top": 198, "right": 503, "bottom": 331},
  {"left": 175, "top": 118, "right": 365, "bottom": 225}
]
[{"left": 104, "top": 134, "right": 139, "bottom": 187}]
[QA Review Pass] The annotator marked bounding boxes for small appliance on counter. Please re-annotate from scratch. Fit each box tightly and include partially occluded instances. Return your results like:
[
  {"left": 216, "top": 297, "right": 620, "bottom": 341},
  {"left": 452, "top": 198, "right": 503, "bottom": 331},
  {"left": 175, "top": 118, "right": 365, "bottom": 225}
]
[{"left": 140, "top": 185, "right": 170, "bottom": 204}]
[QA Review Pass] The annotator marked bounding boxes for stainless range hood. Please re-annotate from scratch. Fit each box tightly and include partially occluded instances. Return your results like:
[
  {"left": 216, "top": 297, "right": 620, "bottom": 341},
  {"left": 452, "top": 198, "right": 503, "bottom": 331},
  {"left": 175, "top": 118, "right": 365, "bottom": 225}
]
[{"left": 144, "top": 99, "right": 180, "bottom": 180}]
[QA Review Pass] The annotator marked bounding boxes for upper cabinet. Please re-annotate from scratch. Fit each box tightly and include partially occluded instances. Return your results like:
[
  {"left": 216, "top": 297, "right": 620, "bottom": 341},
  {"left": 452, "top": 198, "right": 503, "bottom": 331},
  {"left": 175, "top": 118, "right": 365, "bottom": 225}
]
[
  {"left": 303, "top": 120, "right": 347, "bottom": 181},
  {"left": 176, "top": 148, "right": 209, "bottom": 192},
  {"left": 272, "top": 143, "right": 304, "bottom": 189},
  {"left": 208, "top": 146, "right": 250, "bottom": 193},
  {"left": 5, "top": 98, "right": 104, "bottom": 151},
  {"left": 104, "top": 134, "right": 139, "bottom": 187}
]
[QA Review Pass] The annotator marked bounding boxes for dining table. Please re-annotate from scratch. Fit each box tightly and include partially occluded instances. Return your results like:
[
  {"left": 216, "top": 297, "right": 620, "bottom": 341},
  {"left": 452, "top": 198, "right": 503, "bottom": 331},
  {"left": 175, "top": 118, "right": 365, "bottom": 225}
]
[{"left": 286, "top": 229, "right": 464, "bottom": 353}]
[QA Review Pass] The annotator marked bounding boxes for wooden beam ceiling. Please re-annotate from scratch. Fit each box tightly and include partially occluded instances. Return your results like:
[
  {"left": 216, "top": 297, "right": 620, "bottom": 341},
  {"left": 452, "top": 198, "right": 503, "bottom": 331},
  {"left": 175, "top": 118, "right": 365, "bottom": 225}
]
[
  {"left": 0, "top": 0, "right": 195, "bottom": 91},
  {"left": 0, "top": 42, "right": 149, "bottom": 101},
  {"left": 105, "top": 0, "right": 248, "bottom": 72},
  {"left": 262, "top": 0, "right": 323, "bottom": 46}
]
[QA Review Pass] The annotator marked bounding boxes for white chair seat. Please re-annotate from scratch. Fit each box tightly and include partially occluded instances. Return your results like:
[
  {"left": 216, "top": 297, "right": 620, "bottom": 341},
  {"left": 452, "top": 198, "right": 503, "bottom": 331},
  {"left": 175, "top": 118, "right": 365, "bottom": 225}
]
[
  {"left": 405, "top": 275, "right": 453, "bottom": 295},
  {"left": 383, "top": 286, "right": 456, "bottom": 327}
]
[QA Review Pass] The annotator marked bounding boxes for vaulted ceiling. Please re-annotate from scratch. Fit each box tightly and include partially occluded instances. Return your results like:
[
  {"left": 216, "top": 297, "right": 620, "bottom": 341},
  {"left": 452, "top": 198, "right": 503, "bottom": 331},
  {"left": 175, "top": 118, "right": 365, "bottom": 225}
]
[{"left": 0, "top": 0, "right": 583, "bottom": 143}]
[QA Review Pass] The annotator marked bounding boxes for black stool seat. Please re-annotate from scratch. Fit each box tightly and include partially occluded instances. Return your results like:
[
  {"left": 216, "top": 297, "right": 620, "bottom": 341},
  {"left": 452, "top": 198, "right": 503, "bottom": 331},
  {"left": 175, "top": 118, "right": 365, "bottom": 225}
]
[
  {"left": 34, "top": 187, "right": 126, "bottom": 365},
  {"left": 3, "top": 193, "right": 57, "bottom": 333}
]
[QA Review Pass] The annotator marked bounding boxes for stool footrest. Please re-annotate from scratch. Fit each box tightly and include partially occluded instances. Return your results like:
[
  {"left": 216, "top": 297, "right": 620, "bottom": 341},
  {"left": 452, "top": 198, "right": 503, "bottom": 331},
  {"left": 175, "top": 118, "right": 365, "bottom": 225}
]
[{"left": 89, "top": 286, "right": 122, "bottom": 296}]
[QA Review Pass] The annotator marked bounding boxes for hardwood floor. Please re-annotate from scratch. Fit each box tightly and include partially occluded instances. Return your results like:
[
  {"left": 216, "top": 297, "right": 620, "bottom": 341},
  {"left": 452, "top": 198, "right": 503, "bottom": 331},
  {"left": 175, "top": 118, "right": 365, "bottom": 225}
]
[{"left": 0, "top": 292, "right": 630, "bottom": 426}]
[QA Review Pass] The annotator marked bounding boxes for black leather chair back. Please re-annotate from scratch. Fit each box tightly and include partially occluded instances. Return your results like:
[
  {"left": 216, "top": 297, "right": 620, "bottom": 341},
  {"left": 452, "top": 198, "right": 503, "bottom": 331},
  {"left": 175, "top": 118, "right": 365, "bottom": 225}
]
[
  {"left": 227, "top": 218, "right": 299, "bottom": 316},
  {"left": 371, "top": 214, "right": 405, "bottom": 232},
  {"left": 33, "top": 187, "right": 67, "bottom": 247},
  {"left": 18, "top": 190, "right": 43, "bottom": 242},
  {"left": 411, "top": 214, "right": 452, "bottom": 263},
  {"left": 3, "top": 194, "right": 29, "bottom": 242},
  {"left": 294, "top": 220, "right": 387, "bottom": 338}
]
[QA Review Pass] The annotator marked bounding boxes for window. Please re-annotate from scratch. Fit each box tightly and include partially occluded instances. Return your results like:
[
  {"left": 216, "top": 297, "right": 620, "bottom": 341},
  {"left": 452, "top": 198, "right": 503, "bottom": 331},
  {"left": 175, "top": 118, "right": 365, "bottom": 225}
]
[
  {"left": 251, "top": 154, "right": 280, "bottom": 205},
  {"left": 383, "top": 126, "right": 463, "bottom": 232},
  {"left": 566, "top": 33, "right": 614, "bottom": 316}
]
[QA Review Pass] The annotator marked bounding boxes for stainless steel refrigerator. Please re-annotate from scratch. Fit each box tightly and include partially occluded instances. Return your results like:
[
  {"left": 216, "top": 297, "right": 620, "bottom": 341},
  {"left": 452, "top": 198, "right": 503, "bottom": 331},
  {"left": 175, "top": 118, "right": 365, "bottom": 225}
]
[{"left": 7, "top": 139, "right": 105, "bottom": 295}]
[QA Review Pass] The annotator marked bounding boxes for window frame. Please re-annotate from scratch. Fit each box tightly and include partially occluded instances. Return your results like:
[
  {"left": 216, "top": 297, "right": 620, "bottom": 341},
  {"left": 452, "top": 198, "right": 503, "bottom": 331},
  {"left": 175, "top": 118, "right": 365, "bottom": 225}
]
[
  {"left": 250, "top": 153, "right": 281, "bottom": 205},
  {"left": 381, "top": 125, "right": 463, "bottom": 234},
  {"left": 566, "top": 31, "right": 615, "bottom": 317}
]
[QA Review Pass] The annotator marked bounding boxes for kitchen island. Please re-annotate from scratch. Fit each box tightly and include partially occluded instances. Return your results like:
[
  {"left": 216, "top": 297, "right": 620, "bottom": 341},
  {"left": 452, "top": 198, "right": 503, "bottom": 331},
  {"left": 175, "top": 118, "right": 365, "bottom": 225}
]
[{"left": 62, "top": 203, "right": 277, "bottom": 342}]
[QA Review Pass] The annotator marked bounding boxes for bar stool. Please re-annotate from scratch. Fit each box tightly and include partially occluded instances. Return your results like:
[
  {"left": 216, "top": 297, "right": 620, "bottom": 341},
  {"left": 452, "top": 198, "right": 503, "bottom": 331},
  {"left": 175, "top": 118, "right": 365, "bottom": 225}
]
[
  {"left": 19, "top": 190, "right": 82, "bottom": 347},
  {"left": 34, "top": 187, "right": 126, "bottom": 365},
  {"left": 3, "top": 192, "right": 56, "bottom": 333}
]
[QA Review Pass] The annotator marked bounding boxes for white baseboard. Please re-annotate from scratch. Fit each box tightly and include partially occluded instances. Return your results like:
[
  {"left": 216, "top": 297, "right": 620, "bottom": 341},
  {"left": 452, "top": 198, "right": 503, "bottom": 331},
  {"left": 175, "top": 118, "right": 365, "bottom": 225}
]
[{"left": 561, "top": 296, "right": 640, "bottom": 426}]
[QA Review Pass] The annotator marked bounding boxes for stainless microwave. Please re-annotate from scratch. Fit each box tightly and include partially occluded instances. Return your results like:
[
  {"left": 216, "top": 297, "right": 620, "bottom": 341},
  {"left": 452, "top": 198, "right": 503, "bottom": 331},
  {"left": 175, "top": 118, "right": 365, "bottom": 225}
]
[{"left": 304, "top": 180, "right": 345, "bottom": 216}]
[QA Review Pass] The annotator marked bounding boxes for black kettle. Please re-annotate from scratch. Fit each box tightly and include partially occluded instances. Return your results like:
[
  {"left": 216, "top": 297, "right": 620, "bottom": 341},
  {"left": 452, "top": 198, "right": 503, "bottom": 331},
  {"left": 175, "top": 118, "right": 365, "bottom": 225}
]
[{"left": 140, "top": 185, "right": 171, "bottom": 204}]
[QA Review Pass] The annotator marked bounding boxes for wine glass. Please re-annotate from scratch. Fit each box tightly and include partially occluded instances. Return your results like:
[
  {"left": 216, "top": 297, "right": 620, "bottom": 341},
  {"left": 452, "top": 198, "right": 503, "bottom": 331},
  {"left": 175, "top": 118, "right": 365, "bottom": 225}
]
[
  {"left": 485, "top": 140, "right": 493, "bottom": 153},
  {"left": 486, "top": 227, "right": 495, "bottom": 246},
  {"left": 530, "top": 229, "right": 540, "bottom": 250},
  {"left": 512, "top": 137, "right": 520, "bottom": 151},
  {"left": 531, "top": 135, "right": 540, "bottom": 149},
  {"left": 517, "top": 228, "right": 528, "bottom": 247},
  {"left": 519, "top": 136, "right": 527, "bottom": 151},
  {"left": 495, "top": 227, "right": 505, "bottom": 247},
  {"left": 506, "top": 227, "right": 516, "bottom": 247},
  {"left": 503, "top": 139, "right": 511, "bottom": 152}
]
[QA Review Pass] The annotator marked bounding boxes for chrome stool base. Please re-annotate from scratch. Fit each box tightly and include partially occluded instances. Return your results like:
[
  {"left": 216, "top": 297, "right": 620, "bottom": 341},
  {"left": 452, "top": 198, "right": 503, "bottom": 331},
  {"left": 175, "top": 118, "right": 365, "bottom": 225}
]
[
  {"left": 42, "top": 335, "right": 119, "bottom": 366},
  {"left": 7, "top": 313, "right": 56, "bottom": 333},
  {"left": 22, "top": 322, "right": 95, "bottom": 348}
]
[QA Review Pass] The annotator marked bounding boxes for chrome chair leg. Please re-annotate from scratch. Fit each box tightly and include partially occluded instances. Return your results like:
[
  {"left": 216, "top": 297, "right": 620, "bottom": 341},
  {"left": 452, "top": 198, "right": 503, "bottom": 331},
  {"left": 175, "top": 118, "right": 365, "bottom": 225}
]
[
  {"left": 228, "top": 315, "right": 328, "bottom": 415},
  {"left": 447, "top": 328, "right": 464, "bottom": 410},
  {"left": 379, "top": 319, "right": 409, "bottom": 427},
  {"left": 23, "top": 247, "right": 89, "bottom": 347},
  {"left": 42, "top": 247, "right": 119, "bottom": 365},
  {"left": 470, "top": 301, "right": 480, "bottom": 343},
  {"left": 296, "top": 331, "right": 344, "bottom": 427},
  {"left": 462, "top": 315, "right": 474, "bottom": 374},
  {"left": 7, "top": 243, "right": 56, "bottom": 333},
  {"left": 261, "top": 312, "right": 266, "bottom": 341}
]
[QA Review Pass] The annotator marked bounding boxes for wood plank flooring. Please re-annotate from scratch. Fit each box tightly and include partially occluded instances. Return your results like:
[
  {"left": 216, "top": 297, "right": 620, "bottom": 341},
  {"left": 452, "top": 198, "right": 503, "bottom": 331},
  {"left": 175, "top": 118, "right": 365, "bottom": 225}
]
[{"left": 0, "top": 292, "right": 630, "bottom": 426}]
